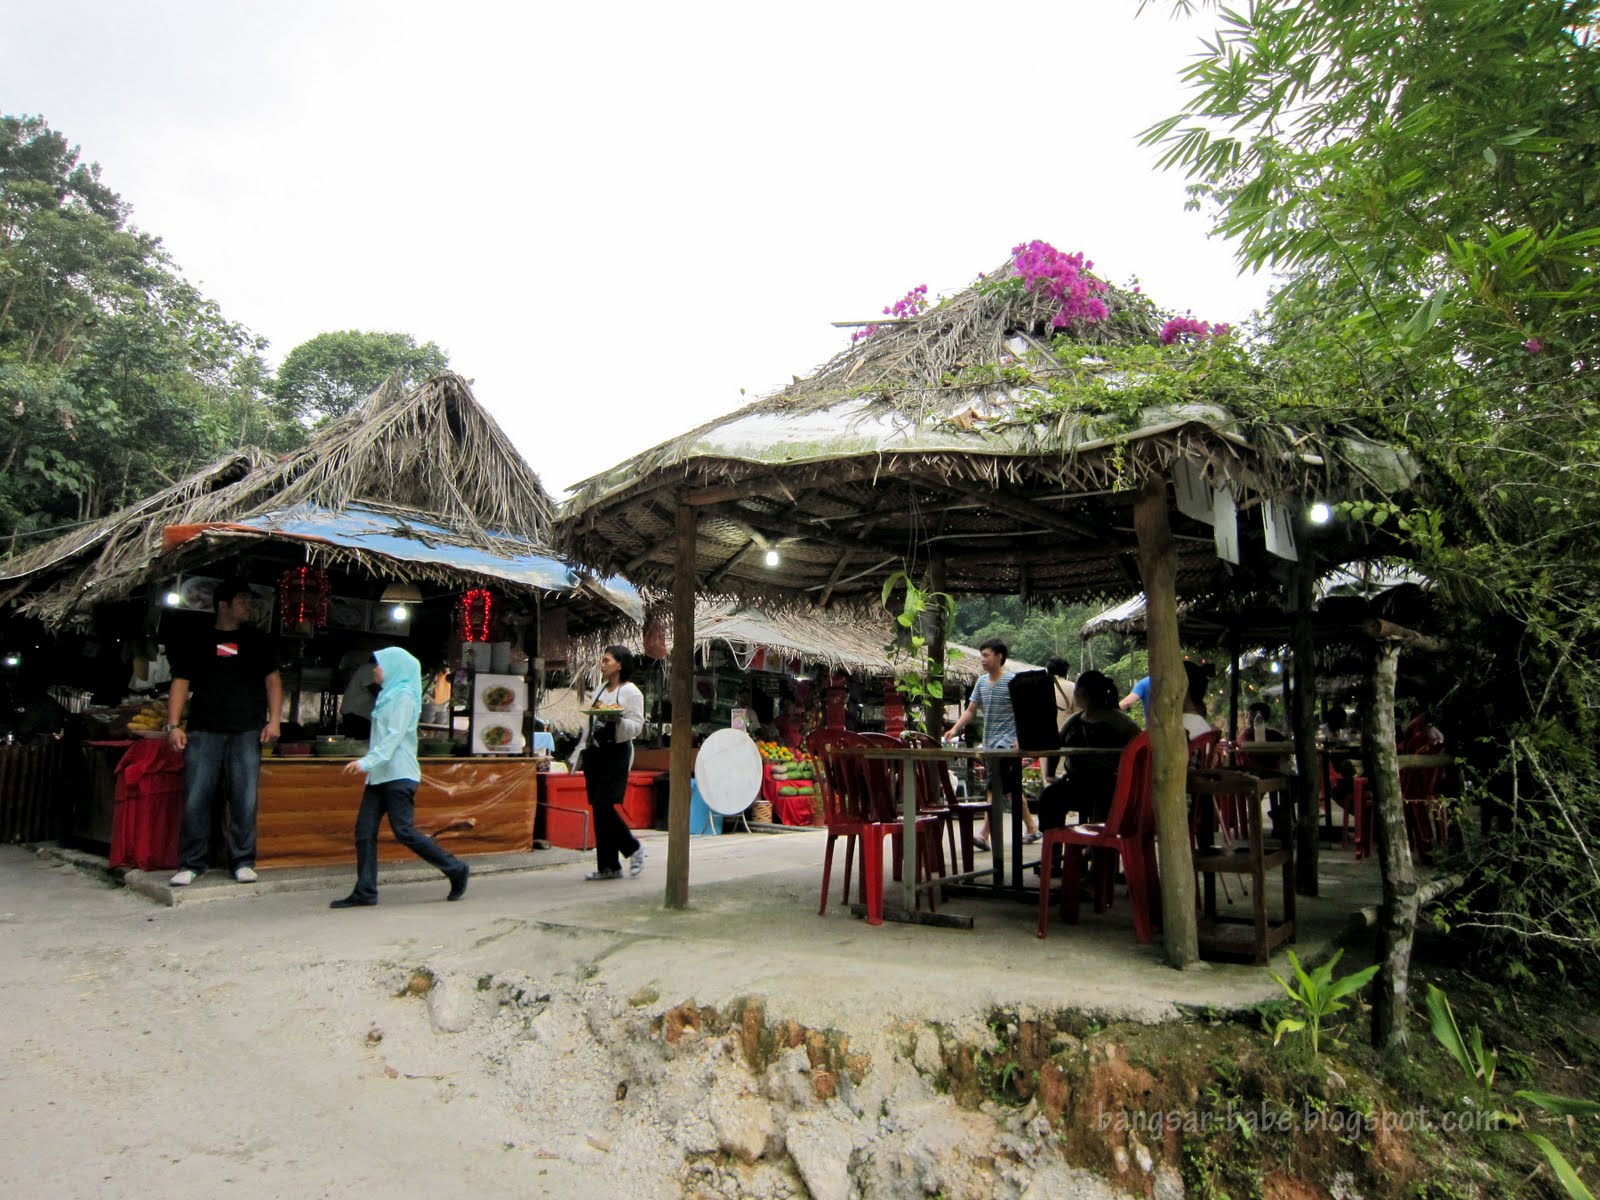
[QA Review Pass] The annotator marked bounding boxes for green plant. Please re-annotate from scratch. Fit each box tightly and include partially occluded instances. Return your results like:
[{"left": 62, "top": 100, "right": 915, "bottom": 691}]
[
  {"left": 1267, "top": 950, "right": 1380, "bottom": 1056},
  {"left": 1424, "top": 984, "right": 1499, "bottom": 1106},
  {"left": 1425, "top": 984, "right": 1600, "bottom": 1200},
  {"left": 881, "top": 568, "right": 955, "bottom": 732}
]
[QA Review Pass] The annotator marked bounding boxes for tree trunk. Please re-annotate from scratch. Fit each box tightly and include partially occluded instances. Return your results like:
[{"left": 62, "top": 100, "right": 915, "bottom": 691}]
[
  {"left": 923, "top": 552, "right": 948, "bottom": 738},
  {"left": 665, "top": 501, "right": 697, "bottom": 911},
  {"left": 1134, "top": 476, "right": 1199, "bottom": 968},
  {"left": 1290, "top": 555, "right": 1319, "bottom": 895},
  {"left": 1364, "top": 640, "right": 1418, "bottom": 1051}
]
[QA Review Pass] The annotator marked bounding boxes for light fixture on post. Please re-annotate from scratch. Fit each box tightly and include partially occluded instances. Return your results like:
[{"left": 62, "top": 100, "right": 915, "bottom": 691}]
[{"left": 380, "top": 581, "right": 422, "bottom": 622}]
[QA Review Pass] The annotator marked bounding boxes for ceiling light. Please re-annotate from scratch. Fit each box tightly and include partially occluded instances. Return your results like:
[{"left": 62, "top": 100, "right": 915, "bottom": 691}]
[
  {"left": 390, "top": 605, "right": 409, "bottom": 622},
  {"left": 1308, "top": 502, "right": 1332, "bottom": 525},
  {"left": 764, "top": 549, "right": 780, "bottom": 567},
  {"left": 165, "top": 592, "right": 182, "bottom": 607}
]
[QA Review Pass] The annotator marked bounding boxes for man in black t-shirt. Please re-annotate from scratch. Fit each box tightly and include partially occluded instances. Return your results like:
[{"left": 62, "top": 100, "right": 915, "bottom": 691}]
[{"left": 165, "top": 578, "right": 282, "bottom": 886}]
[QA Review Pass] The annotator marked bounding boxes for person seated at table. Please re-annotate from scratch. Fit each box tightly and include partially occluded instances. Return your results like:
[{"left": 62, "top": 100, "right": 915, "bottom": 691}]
[
  {"left": 1401, "top": 705, "right": 1445, "bottom": 752},
  {"left": 1043, "top": 656, "right": 1077, "bottom": 782},
  {"left": 1182, "top": 661, "right": 1217, "bottom": 741},
  {"left": 1318, "top": 704, "right": 1351, "bottom": 745},
  {"left": 1238, "top": 700, "right": 1284, "bottom": 743},
  {"left": 1036, "top": 671, "right": 1140, "bottom": 829}
]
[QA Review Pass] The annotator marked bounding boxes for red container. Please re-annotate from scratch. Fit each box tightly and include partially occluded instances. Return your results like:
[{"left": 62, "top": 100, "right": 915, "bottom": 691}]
[
  {"left": 621, "top": 770, "right": 662, "bottom": 830},
  {"left": 542, "top": 773, "right": 594, "bottom": 850}
]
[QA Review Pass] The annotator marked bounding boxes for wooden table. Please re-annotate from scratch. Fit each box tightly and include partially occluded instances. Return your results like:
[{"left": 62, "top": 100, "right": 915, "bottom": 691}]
[
  {"left": 1188, "top": 768, "right": 1295, "bottom": 963},
  {"left": 843, "top": 745, "right": 1120, "bottom": 926}
]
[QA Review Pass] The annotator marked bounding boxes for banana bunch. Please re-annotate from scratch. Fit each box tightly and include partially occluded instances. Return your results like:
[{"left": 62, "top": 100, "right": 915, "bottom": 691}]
[{"left": 126, "top": 701, "right": 170, "bottom": 733}]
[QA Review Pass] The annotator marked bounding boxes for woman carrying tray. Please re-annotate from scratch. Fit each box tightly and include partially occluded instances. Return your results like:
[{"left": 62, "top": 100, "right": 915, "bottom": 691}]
[
  {"left": 329, "top": 646, "right": 469, "bottom": 908},
  {"left": 577, "top": 644, "right": 647, "bottom": 880}
]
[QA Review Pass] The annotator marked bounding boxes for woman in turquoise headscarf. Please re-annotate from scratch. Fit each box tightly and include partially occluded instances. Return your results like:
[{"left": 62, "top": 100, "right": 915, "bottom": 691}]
[{"left": 330, "top": 646, "right": 469, "bottom": 908}]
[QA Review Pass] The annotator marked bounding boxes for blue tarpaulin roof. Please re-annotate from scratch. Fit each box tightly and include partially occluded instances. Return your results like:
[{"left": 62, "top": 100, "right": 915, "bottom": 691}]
[{"left": 173, "top": 505, "right": 642, "bottom": 619}]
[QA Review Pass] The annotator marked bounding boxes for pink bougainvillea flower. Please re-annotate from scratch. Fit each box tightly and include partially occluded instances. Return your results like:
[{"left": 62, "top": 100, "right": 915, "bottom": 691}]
[{"left": 1524, "top": 338, "right": 1544, "bottom": 354}]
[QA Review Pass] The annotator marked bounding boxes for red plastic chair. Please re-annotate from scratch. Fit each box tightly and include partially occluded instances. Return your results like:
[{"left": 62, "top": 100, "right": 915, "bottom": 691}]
[
  {"left": 1400, "top": 731, "right": 1448, "bottom": 859},
  {"left": 899, "top": 731, "right": 987, "bottom": 874},
  {"left": 1037, "top": 733, "right": 1158, "bottom": 941},
  {"left": 814, "top": 731, "right": 945, "bottom": 924},
  {"left": 810, "top": 729, "right": 864, "bottom": 916},
  {"left": 1346, "top": 731, "right": 1447, "bottom": 861}
]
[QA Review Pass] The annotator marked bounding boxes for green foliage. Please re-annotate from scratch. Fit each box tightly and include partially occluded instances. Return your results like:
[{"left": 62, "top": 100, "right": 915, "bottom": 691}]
[
  {"left": 881, "top": 568, "right": 954, "bottom": 732},
  {"left": 1267, "top": 950, "right": 1379, "bottom": 1057},
  {"left": 272, "top": 329, "right": 449, "bottom": 425},
  {"left": 1424, "top": 983, "right": 1600, "bottom": 1200},
  {"left": 1143, "top": 0, "right": 1600, "bottom": 976},
  {"left": 1424, "top": 984, "right": 1499, "bottom": 1107},
  {"left": 0, "top": 113, "right": 302, "bottom": 544}
]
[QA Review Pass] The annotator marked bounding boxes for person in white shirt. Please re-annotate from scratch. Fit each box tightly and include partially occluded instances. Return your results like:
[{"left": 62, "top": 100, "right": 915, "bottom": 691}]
[{"left": 578, "top": 645, "right": 647, "bottom": 880}]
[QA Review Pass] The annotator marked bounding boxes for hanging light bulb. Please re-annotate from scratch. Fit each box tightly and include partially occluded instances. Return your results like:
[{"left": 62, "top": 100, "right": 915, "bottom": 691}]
[
  {"left": 1308, "top": 502, "right": 1332, "bottom": 525},
  {"left": 764, "top": 549, "right": 781, "bottom": 567},
  {"left": 165, "top": 592, "right": 182, "bottom": 607},
  {"left": 391, "top": 605, "right": 408, "bottom": 622}
]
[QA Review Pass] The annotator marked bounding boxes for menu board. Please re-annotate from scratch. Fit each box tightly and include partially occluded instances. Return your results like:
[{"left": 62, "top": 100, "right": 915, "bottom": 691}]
[{"left": 472, "top": 673, "right": 525, "bottom": 754}]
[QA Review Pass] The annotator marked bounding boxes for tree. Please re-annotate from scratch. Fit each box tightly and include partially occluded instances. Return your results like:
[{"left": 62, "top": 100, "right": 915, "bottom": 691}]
[
  {"left": 0, "top": 114, "right": 294, "bottom": 543},
  {"left": 1143, "top": 2, "right": 1600, "bottom": 986},
  {"left": 272, "top": 330, "right": 450, "bottom": 425}
]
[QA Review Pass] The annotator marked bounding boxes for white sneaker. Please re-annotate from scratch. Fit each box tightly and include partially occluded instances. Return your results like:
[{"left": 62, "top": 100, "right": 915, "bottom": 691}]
[
  {"left": 170, "top": 869, "right": 196, "bottom": 887},
  {"left": 234, "top": 866, "right": 258, "bottom": 883},
  {"left": 629, "top": 848, "right": 646, "bottom": 878}
]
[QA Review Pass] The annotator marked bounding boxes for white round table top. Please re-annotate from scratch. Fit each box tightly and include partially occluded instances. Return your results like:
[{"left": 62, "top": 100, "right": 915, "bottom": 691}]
[{"left": 693, "top": 728, "right": 764, "bottom": 815}]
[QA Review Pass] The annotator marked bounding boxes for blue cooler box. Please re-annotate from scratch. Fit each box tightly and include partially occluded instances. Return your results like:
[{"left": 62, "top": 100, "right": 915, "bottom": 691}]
[{"left": 689, "top": 779, "right": 723, "bottom": 836}]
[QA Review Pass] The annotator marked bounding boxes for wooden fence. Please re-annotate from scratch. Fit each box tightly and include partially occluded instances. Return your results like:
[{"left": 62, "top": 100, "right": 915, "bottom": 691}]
[{"left": 0, "top": 741, "right": 72, "bottom": 843}]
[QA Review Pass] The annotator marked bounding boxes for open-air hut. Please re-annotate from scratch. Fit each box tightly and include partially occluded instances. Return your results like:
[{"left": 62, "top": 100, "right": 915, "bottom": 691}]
[
  {"left": 0, "top": 372, "right": 635, "bottom": 861},
  {"left": 557, "top": 253, "right": 1412, "bottom": 964}
]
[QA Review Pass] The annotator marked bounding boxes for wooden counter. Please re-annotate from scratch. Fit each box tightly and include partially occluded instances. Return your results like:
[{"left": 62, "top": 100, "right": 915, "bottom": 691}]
[{"left": 257, "top": 757, "right": 539, "bottom": 869}]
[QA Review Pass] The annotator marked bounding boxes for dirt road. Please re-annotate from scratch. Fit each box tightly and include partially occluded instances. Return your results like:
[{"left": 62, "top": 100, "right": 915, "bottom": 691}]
[{"left": 0, "top": 835, "right": 1377, "bottom": 1198}]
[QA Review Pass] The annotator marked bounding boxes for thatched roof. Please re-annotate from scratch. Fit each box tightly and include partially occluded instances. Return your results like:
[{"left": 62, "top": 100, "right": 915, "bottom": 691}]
[
  {"left": 1, "top": 372, "right": 596, "bottom": 629},
  {"left": 557, "top": 259, "right": 1413, "bottom": 608},
  {"left": 1078, "top": 563, "right": 1432, "bottom": 641}
]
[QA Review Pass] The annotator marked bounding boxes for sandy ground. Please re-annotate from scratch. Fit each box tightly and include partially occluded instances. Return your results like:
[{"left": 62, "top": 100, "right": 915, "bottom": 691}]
[{"left": 0, "top": 831, "right": 1382, "bottom": 1198}]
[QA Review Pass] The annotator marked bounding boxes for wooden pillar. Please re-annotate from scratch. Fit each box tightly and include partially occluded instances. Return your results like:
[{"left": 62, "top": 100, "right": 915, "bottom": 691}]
[
  {"left": 1226, "top": 629, "right": 1241, "bottom": 747},
  {"left": 665, "top": 501, "right": 697, "bottom": 910},
  {"left": 1290, "top": 555, "right": 1319, "bottom": 895},
  {"left": 923, "top": 551, "right": 948, "bottom": 737},
  {"left": 1133, "top": 476, "right": 1199, "bottom": 968}
]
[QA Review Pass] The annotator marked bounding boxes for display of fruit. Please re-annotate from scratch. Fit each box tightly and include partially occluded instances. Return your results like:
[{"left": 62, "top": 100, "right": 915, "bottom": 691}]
[{"left": 125, "top": 701, "right": 171, "bottom": 733}]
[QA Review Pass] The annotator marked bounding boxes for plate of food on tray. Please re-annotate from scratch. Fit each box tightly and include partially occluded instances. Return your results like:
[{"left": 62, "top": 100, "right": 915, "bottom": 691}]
[{"left": 580, "top": 702, "right": 626, "bottom": 717}]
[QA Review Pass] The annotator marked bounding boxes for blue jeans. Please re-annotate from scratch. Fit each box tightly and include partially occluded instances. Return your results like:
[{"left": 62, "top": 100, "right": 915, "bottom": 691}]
[
  {"left": 179, "top": 730, "right": 262, "bottom": 873},
  {"left": 351, "top": 779, "right": 465, "bottom": 901}
]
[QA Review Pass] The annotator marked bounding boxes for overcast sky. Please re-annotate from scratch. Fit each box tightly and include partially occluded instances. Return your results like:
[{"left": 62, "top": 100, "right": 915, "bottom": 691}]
[{"left": 4, "top": 1, "right": 1269, "bottom": 496}]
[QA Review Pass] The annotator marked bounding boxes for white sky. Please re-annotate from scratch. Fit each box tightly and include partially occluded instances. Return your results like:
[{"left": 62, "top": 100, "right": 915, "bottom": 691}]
[{"left": 3, "top": 1, "right": 1269, "bottom": 496}]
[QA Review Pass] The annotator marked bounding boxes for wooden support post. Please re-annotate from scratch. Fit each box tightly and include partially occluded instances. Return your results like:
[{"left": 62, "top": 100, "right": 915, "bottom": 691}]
[
  {"left": 1133, "top": 476, "right": 1199, "bottom": 968},
  {"left": 665, "top": 502, "right": 697, "bottom": 910},
  {"left": 1226, "top": 630, "right": 1241, "bottom": 751},
  {"left": 1290, "top": 553, "right": 1319, "bottom": 895},
  {"left": 1363, "top": 638, "right": 1418, "bottom": 1050},
  {"left": 924, "top": 552, "right": 948, "bottom": 737}
]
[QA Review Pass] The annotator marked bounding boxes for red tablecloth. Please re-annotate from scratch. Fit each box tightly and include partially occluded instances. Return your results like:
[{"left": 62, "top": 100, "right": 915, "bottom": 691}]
[
  {"left": 761, "top": 766, "right": 817, "bottom": 825},
  {"left": 110, "top": 739, "right": 185, "bottom": 870}
]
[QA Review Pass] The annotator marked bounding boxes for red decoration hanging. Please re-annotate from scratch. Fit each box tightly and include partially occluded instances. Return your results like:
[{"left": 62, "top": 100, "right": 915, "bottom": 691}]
[
  {"left": 276, "top": 566, "right": 331, "bottom": 632},
  {"left": 460, "top": 589, "right": 494, "bottom": 642}
]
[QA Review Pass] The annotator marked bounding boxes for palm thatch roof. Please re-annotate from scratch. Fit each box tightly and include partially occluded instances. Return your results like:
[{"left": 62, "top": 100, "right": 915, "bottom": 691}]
[
  {"left": 557, "top": 259, "right": 1413, "bottom": 608},
  {"left": 1078, "top": 563, "right": 1432, "bottom": 641},
  {"left": 1, "top": 372, "right": 615, "bottom": 630}
]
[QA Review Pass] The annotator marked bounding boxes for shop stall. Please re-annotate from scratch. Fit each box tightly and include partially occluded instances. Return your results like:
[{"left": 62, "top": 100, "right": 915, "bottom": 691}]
[{"left": 0, "top": 373, "right": 636, "bottom": 869}]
